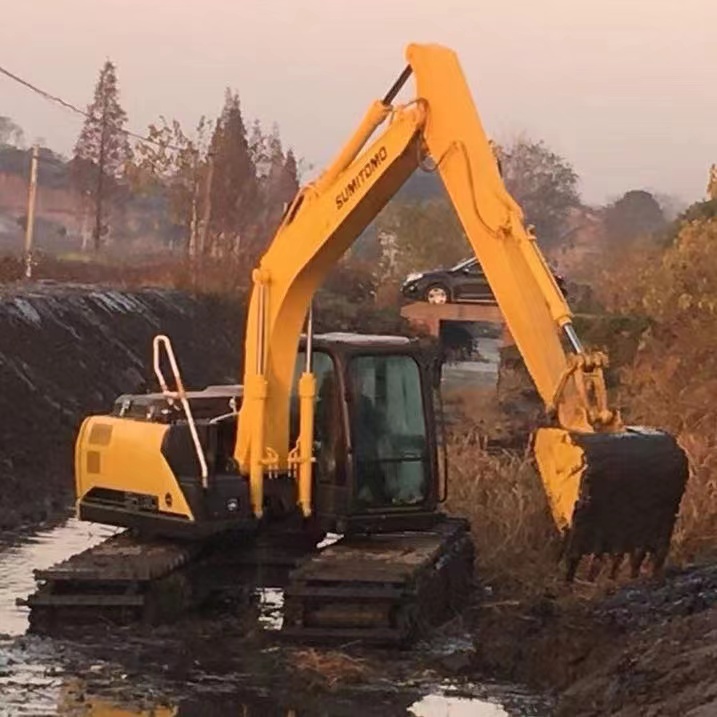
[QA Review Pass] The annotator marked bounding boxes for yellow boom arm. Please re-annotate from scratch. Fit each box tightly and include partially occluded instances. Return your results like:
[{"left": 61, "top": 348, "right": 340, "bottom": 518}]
[{"left": 235, "top": 43, "right": 619, "bottom": 521}]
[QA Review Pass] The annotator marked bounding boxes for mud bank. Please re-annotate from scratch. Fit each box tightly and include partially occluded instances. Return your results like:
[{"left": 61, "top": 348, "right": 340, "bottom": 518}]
[
  {"left": 468, "top": 563, "right": 717, "bottom": 716},
  {"left": 0, "top": 282, "right": 242, "bottom": 531}
]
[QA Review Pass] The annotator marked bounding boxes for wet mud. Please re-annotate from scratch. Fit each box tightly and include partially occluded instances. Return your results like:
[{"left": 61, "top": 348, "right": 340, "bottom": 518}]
[
  {"left": 467, "top": 563, "right": 717, "bottom": 716},
  {"left": 4, "top": 518, "right": 717, "bottom": 717},
  {"left": 0, "top": 519, "right": 552, "bottom": 716}
]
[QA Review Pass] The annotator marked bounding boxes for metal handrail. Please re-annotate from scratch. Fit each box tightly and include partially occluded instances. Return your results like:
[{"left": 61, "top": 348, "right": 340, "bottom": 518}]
[{"left": 152, "top": 334, "right": 209, "bottom": 489}]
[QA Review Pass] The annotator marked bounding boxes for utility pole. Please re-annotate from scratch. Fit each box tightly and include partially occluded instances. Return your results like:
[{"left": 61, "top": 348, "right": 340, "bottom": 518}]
[{"left": 24, "top": 144, "right": 39, "bottom": 280}]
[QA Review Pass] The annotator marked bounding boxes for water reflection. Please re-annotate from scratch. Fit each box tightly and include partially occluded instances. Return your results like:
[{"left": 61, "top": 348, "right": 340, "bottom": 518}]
[
  {"left": 409, "top": 693, "right": 508, "bottom": 716},
  {"left": 0, "top": 518, "right": 119, "bottom": 635},
  {"left": 256, "top": 587, "right": 284, "bottom": 630},
  {"left": 0, "top": 519, "right": 549, "bottom": 717},
  {"left": 56, "top": 693, "right": 516, "bottom": 717}
]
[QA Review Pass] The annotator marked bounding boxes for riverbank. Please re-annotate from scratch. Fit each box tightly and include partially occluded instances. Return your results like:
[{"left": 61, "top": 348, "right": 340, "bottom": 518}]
[
  {"left": 464, "top": 561, "right": 717, "bottom": 716},
  {"left": 0, "top": 283, "right": 241, "bottom": 531}
]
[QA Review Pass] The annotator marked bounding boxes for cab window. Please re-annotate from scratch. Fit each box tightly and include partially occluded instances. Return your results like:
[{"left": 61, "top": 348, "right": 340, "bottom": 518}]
[{"left": 348, "top": 354, "right": 429, "bottom": 509}]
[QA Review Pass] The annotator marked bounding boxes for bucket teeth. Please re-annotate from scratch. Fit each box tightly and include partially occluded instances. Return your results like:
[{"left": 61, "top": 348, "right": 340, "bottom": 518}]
[
  {"left": 629, "top": 548, "right": 647, "bottom": 578},
  {"left": 609, "top": 553, "right": 624, "bottom": 580},
  {"left": 563, "top": 547, "right": 661, "bottom": 582}
]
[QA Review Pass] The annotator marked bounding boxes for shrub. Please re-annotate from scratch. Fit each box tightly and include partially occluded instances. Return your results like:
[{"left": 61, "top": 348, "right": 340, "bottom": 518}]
[{"left": 594, "top": 218, "right": 717, "bottom": 565}]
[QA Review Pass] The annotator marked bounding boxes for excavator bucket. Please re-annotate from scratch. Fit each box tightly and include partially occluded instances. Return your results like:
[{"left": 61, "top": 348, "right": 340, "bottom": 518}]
[{"left": 534, "top": 426, "right": 689, "bottom": 581}]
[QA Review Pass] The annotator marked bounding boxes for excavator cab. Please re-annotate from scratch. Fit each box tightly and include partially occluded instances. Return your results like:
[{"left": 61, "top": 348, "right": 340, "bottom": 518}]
[
  {"left": 73, "top": 332, "right": 443, "bottom": 541},
  {"left": 288, "top": 333, "right": 443, "bottom": 535}
]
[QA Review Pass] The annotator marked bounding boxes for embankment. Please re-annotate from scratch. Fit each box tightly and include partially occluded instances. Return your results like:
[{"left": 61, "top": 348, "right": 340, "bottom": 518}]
[{"left": 0, "top": 283, "right": 242, "bottom": 530}]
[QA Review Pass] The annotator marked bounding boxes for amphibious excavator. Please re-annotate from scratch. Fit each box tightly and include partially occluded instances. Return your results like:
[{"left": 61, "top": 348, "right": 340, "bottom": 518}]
[{"left": 23, "top": 43, "right": 688, "bottom": 644}]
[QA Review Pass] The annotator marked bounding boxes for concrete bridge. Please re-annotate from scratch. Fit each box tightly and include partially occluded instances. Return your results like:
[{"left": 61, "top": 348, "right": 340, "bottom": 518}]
[{"left": 400, "top": 301, "right": 514, "bottom": 349}]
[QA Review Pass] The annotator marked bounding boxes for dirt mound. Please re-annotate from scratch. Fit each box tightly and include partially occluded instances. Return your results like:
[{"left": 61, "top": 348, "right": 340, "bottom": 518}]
[{"left": 0, "top": 282, "right": 242, "bottom": 530}]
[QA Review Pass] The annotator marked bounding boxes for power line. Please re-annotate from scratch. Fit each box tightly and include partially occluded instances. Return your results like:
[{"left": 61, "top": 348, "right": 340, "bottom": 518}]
[{"left": 0, "top": 62, "right": 185, "bottom": 151}]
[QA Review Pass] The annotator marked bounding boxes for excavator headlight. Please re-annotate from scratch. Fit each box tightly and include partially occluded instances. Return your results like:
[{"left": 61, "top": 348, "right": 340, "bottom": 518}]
[{"left": 226, "top": 498, "right": 239, "bottom": 512}]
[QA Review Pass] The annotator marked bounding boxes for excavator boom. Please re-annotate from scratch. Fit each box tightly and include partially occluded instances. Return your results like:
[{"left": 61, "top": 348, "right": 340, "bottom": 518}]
[{"left": 236, "top": 43, "right": 688, "bottom": 578}]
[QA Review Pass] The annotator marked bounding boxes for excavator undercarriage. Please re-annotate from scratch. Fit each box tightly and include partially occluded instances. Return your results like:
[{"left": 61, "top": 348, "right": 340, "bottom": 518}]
[
  {"left": 23, "top": 516, "right": 474, "bottom": 647},
  {"left": 282, "top": 517, "right": 474, "bottom": 645}
]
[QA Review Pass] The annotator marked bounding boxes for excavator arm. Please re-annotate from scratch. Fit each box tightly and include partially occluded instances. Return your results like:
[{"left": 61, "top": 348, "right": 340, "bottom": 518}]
[{"left": 235, "top": 43, "right": 688, "bottom": 577}]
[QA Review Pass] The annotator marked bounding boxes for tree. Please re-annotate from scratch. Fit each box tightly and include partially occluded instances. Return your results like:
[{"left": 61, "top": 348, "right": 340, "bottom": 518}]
[
  {"left": 249, "top": 118, "right": 270, "bottom": 178},
  {"left": 280, "top": 150, "right": 300, "bottom": 204},
  {"left": 72, "top": 60, "right": 130, "bottom": 250},
  {"left": 495, "top": 135, "right": 581, "bottom": 247},
  {"left": 659, "top": 198, "right": 717, "bottom": 246},
  {"left": 375, "top": 197, "right": 468, "bottom": 279},
  {"left": 653, "top": 193, "right": 687, "bottom": 223},
  {"left": 128, "top": 115, "right": 212, "bottom": 255},
  {"left": 603, "top": 190, "right": 666, "bottom": 245},
  {"left": 0, "top": 116, "right": 24, "bottom": 147},
  {"left": 207, "top": 90, "right": 259, "bottom": 259},
  {"left": 258, "top": 126, "right": 300, "bottom": 235},
  {"left": 237, "top": 119, "right": 301, "bottom": 251}
]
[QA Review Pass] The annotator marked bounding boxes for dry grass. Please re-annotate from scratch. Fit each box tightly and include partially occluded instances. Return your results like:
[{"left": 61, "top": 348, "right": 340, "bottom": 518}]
[
  {"left": 286, "top": 648, "right": 374, "bottom": 689},
  {"left": 442, "top": 387, "right": 717, "bottom": 596},
  {"left": 444, "top": 420, "right": 562, "bottom": 596},
  {"left": 0, "top": 250, "right": 254, "bottom": 297}
]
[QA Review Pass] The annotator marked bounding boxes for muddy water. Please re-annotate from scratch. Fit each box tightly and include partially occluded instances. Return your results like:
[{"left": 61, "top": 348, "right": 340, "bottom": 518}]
[
  {"left": 0, "top": 518, "right": 120, "bottom": 635},
  {"left": 0, "top": 519, "right": 552, "bottom": 717}
]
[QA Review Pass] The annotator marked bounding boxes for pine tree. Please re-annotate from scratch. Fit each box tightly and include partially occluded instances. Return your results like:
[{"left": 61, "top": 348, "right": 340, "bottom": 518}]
[
  {"left": 263, "top": 125, "right": 286, "bottom": 202},
  {"left": 259, "top": 127, "right": 299, "bottom": 239},
  {"left": 280, "top": 149, "right": 300, "bottom": 207},
  {"left": 72, "top": 60, "right": 130, "bottom": 250},
  {"left": 208, "top": 90, "right": 259, "bottom": 257},
  {"left": 248, "top": 118, "right": 269, "bottom": 178}
]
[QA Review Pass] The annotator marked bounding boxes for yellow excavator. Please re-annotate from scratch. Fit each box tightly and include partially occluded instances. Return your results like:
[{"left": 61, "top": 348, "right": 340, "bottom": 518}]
[{"left": 23, "top": 43, "right": 688, "bottom": 643}]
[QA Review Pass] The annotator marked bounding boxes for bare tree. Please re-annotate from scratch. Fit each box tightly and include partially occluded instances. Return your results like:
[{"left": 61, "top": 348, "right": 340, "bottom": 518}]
[
  {"left": 495, "top": 134, "right": 581, "bottom": 247},
  {"left": 129, "top": 116, "right": 213, "bottom": 256},
  {"left": 0, "top": 116, "right": 24, "bottom": 147}
]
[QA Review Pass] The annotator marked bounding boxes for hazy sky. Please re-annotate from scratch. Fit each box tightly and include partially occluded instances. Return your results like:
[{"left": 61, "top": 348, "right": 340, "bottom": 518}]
[{"left": 2, "top": 0, "right": 716, "bottom": 205}]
